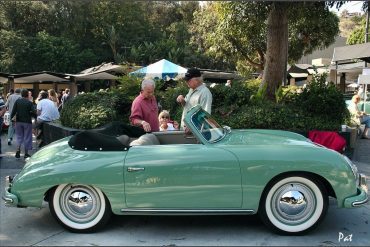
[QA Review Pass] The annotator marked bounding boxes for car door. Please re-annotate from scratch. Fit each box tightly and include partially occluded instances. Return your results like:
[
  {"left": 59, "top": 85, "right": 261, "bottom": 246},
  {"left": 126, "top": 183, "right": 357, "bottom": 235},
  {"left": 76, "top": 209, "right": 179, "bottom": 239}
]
[{"left": 124, "top": 144, "right": 242, "bottom": 209}]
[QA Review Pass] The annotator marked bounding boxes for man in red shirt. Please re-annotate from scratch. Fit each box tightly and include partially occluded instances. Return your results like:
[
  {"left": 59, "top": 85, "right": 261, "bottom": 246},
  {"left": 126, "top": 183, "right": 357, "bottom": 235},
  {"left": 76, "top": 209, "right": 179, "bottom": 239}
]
[{"left": 130, "top": 78, "right": 159, "bottom": 132}]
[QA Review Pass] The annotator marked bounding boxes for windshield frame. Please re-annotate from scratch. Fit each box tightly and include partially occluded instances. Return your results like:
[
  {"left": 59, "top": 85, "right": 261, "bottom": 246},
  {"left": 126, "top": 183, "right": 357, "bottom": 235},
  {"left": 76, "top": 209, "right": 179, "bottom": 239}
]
[{"left": 189, "top": 108, "right": 226, "bottom": 143}]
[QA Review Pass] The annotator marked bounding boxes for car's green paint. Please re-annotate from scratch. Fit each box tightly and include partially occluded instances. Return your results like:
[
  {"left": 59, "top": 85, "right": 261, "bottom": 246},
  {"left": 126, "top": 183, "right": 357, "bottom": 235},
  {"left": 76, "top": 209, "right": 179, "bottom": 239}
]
[
  {"left": 124, "top": 145, "right": 242, "bottom": 208},
  {"left": 11, "top": 138, "right": 127, "bottom": 215},
  {"left": 4, "top": 105, "right": 367, "bottom": 219}
]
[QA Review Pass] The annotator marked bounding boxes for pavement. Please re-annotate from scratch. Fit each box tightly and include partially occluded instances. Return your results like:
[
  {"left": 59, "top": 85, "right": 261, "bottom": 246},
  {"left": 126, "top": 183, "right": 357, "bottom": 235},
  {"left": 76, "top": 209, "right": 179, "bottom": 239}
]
[{"left": 0, "top": 131, "right": 39, "bottom": 169}]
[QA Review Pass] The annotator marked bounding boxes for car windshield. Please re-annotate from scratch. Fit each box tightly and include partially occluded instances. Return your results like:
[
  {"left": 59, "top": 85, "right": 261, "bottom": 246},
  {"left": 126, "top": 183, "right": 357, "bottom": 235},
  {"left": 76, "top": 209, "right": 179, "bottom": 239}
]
[{"left": 190, "top": 109, "right": 225, "bottom": 143}]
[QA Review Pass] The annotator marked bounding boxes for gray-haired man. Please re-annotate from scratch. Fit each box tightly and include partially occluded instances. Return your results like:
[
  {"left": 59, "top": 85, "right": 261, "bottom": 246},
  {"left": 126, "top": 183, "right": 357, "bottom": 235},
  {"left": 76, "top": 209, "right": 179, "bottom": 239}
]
[{"left": 5, "top": 88, "right": 21, "bottom": 145}]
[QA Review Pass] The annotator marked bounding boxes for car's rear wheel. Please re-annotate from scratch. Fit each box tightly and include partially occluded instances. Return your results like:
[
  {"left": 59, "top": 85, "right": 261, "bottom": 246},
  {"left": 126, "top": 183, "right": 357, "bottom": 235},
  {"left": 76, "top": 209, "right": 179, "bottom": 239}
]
[
  {"left": 259, "top": 175, "right": 328, "bottom": 235},
  {"left": 49, "top": 184, "right": 111, "bottom": 233}
]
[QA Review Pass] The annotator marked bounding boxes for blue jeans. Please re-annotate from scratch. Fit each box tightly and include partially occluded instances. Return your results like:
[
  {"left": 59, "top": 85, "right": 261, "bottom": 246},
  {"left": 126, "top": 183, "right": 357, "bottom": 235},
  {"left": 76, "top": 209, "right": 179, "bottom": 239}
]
[
  {"left": 15, "top": 122, "right": 33, "bottom": 152},
  {"left": 361, "top": 115, "right": 370, "bottom": 128},
  {"left": 7, "top": 120, "right": 15, "bottom": 141}
]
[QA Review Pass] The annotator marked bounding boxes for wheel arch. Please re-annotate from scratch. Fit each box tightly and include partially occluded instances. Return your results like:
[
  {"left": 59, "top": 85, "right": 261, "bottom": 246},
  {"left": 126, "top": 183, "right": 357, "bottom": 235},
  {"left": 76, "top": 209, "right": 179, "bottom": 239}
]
[
  {"left": 44, "top": 184, "right": 114, "bottom": 212},
  {"left": 258, "top": 171, "right": 331, "bottom": 234},
  {"left": 259, "top": 171, "right": 336, "bottom": 210}
]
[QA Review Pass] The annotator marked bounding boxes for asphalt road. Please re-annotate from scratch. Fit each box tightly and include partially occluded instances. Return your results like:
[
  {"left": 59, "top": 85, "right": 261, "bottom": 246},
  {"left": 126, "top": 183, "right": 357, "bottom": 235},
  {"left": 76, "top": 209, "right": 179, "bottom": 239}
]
[{"left": 1, "top": 136, "right": 369, "bottom": 246}]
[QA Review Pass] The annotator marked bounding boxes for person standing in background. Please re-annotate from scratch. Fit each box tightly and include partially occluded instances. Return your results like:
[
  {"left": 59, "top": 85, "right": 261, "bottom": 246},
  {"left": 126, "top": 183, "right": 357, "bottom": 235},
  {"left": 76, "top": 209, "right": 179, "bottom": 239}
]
[
  {"left": 48, "top": 89, "right": 59, "bottom": 107},
  {"left": 0, "top": 95, "right": 6, "bottom": 158},
  {"left": 28, "top": 91, "right": 33, "bottom": 103},
  {"left": 61, "top": 88, "right": 71, "bottom": 109},
  {"left": 176, "top": 68, "right": 212, "bottom": 130},
  {"left": 10, "top": 89, "right": 36, "bottom": 159},
  {"left": 5, "top": 88, "right": 21, "bottom": 145},
  {"left": 225, "top": 80, "right": 232, "bottom": 87}
]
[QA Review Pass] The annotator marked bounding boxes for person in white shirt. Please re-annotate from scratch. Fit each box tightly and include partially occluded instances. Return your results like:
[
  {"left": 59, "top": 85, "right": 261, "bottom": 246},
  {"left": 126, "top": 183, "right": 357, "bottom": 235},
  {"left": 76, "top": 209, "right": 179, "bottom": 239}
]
[
  {"left": 348, "top": 94, "right": 370, "bottom": 139},
  {"left": 35, "top": 91, "right": 60, "bottom": 146},
  {"left": 158, "top": 110, "right": 178, "bottom": 131}
]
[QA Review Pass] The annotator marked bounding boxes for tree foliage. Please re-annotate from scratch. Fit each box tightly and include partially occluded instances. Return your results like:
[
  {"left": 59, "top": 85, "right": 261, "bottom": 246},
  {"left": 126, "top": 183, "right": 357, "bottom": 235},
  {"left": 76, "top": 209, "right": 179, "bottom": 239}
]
[
  {"left": 1, "top": 0, "right": 341, "bottom": 95},
  {"left": 191, "top": 2, "right": 339, "bottom": 72},
  {"left": 347, "top": 18, "right": 367, "bottom": 44}
]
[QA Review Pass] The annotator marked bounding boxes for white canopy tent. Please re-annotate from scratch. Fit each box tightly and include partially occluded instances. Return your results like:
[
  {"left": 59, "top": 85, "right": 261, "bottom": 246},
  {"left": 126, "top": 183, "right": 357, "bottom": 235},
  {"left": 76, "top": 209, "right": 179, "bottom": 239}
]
[{"left": 129, "top": 59, "right": 187, "bottom": 80}]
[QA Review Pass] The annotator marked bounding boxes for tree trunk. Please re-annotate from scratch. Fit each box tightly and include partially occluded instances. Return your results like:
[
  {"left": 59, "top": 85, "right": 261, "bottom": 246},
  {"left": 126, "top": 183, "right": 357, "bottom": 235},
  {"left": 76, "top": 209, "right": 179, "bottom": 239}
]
[{"left": 262, "top": 2, "right": 288, "bottom": 100}]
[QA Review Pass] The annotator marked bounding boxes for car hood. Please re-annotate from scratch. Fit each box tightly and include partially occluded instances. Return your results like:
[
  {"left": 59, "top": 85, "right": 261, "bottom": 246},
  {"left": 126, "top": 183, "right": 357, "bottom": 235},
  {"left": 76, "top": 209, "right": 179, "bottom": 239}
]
[{"left": 222, "top": 129, "right": 315, "bottom": 147}]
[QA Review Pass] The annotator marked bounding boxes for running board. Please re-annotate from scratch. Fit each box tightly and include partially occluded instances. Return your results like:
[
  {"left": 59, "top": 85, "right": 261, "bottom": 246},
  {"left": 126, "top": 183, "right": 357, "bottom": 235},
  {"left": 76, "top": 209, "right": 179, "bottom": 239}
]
[{"left": 120, "top": 208, "right": 254, "bottom": 215}]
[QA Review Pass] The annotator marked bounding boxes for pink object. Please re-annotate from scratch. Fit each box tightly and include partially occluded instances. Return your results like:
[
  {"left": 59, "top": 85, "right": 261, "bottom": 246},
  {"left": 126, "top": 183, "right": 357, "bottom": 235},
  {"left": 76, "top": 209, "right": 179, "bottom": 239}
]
[
  {"left": 308, "top": 131, "right": 347, "bottom": 153},
  {"left": 130, "top": 93, "right": 159, "bottom": 132}
]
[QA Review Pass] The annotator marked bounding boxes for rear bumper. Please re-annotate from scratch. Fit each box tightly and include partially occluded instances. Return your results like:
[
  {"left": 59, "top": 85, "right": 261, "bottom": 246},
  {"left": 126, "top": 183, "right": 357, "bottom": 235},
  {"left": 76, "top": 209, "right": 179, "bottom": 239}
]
[
  {"left": 2, "top": 175, "right": 19, "bottom": 207},
  {"left": 344, "top": 173, "right": 368, "bottom": 208}
]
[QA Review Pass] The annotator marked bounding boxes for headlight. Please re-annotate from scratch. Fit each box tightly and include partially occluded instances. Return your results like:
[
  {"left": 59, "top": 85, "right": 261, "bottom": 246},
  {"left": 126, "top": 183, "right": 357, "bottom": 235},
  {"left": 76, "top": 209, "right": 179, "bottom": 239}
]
[{"left": 343, "top": 155, "right": 358, "bottom": 181}]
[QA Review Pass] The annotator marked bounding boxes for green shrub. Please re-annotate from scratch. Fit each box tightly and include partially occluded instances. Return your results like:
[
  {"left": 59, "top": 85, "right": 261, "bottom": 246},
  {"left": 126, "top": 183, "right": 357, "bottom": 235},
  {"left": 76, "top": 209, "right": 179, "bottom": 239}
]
[
  {"left": 291, "top": 74, "right": 350, "bottom": 123},
  {"left": 156, "top": 80, "right": 188, "bottom": 121},
  {"left": 60, "top": 89, "right": 132, "bottom": 129},
  {"left": 60, "top": 74, "right": 349, "bottom": 132},
  {"left": 221, "top": 101, "right": 343, "bottom": 132}
]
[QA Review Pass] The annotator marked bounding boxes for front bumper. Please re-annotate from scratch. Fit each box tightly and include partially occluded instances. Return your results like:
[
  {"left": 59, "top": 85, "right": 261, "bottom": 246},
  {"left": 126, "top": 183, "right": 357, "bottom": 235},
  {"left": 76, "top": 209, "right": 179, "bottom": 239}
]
[
  {"left": 344, "top": 173, "right": 369, "bottom": 208},
  {"left": 2, "top": 175, "right": 19, "bottom": 207}
]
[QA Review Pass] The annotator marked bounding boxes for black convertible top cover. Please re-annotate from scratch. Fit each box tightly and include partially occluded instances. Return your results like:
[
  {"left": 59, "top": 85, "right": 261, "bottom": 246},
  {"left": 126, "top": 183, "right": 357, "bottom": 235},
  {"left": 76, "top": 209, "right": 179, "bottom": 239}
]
[{"left": 68, "top": 121, "right": 145, "bottom": 151}]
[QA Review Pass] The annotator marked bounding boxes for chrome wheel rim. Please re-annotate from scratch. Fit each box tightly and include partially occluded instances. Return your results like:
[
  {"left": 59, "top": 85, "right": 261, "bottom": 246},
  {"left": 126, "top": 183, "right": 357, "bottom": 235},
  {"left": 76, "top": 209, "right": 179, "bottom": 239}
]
[
  {"left": 59, "top": 185, "right": 101, "bottom": 224},
  {"left": 271, "top": 182, "right": 316, "bottom": 225}
]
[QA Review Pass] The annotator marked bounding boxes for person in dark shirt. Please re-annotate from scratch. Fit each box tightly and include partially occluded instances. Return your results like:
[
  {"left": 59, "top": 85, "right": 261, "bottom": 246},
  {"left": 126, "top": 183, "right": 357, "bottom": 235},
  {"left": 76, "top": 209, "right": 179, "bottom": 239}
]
[{"left": 10, "top": 89, "right": 36, "bottom": 159}]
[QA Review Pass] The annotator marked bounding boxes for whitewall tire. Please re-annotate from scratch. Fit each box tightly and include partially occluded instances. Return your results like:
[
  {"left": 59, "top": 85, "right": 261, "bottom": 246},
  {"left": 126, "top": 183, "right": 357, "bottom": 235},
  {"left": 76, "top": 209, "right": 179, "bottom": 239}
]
[
  {"left": 49, "top": 184, "right": 111, "bottom": 233},
  {"left": 259, "top": 175, "right": 328, "bottom": 235}
]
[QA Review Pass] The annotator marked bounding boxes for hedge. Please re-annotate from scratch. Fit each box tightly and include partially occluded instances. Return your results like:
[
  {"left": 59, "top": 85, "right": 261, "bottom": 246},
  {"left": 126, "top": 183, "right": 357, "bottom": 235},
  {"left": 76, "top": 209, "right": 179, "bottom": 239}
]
[{"left": 60, "top": 74, "right": 350, "bottom": 131}]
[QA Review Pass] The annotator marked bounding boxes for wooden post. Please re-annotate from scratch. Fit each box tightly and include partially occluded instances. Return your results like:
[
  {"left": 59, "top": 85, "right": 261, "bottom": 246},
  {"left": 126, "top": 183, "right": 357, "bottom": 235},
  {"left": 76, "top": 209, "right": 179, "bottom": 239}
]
[
  {"left": 84, "top": 81, "right": 91, "bottom": 93},
  {"left": 339, "top": 73, "right": 346, "bottom": 92},
  {"left": 110, "top": 80, "right": 116, "bottom": 89},
  {"left": 8, "top": 76, "right": 14, "bottom": 91},
  {"left": 306, "top": 74, "right": 313, "bottom": 83},
  {"left": 33, "top": 83, "right": 39, "bottom": 100},
  {"left": 70, "top": 76, "right": 78, "bottom": 96}
]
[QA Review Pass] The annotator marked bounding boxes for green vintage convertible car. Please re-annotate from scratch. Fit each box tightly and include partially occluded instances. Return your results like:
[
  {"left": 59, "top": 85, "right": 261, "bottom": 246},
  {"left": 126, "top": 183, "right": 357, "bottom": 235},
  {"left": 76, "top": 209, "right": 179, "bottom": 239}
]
[{"left": 3, "top": 105, "right": 368, "bottom": 235}]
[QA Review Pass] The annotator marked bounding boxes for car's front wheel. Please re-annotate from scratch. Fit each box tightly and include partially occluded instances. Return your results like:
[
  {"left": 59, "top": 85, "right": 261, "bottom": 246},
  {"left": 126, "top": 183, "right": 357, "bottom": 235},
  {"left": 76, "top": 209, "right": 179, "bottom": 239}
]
[
  {"left": 259, "top": 175, "right": 328, "bottom": 235},
  {"left": 49, "top": 184, "right": 111, "bottom": 233}
]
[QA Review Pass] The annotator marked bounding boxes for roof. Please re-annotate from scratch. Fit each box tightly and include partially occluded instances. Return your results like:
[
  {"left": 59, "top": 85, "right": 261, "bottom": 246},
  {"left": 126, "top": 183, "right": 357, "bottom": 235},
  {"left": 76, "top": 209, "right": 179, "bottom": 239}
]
[
  {"left": 0, "top": 63, "right": 122, "bottom": 84},
  {"left": 289, "top": 73, "right": 308, "bottom": 78},
  {"left": 329, "top": 61, "right": 367, "bottom": 73},
  {"left": 332, "top": 43, "right": 370, "bottom": 63},
  {"left": 79, "top": 62, "right": 125, "bottom": 75},
  {"left": 201, "top": 70, "right": 242, "bottom": 80},
  {"left": 66, "top": 72, "right": 118, "bottom": 81},
  {"left": 3, "top": 71, "right": 70, "bottom": 84}
]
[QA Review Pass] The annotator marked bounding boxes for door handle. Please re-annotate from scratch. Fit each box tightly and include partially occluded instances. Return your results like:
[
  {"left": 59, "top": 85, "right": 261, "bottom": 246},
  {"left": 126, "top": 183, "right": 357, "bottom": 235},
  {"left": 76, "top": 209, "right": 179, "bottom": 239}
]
[{"left": 127, "top": 167, "right": 145, "bottom": 172}]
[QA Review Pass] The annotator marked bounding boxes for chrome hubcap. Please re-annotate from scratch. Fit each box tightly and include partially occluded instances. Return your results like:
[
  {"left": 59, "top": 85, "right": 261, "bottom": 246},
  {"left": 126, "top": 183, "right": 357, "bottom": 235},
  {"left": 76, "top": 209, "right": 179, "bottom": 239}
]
[
  {"left": 60, "top": 185, "right": 101, "bottom": 224},
  {"left": 271, "top": 183, "right": 315, "bottom": 225}
]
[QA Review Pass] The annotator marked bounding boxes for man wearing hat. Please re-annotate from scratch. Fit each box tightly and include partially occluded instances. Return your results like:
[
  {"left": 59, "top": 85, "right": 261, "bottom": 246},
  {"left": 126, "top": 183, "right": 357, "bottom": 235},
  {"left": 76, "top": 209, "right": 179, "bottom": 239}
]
[{"left": 176, "top": 68, "right": 213, "bottom": 130}]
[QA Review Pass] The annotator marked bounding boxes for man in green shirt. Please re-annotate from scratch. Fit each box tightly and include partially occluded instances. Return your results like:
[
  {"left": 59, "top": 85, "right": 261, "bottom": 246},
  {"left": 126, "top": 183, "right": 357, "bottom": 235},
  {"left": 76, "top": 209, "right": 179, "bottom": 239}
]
[{"left": 176, "top": 68, "right": 213, "bottom": 130}]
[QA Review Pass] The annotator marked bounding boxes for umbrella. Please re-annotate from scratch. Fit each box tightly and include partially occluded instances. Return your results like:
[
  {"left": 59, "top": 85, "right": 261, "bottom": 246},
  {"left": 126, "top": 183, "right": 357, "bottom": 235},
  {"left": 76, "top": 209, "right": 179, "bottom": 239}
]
[{"left": 129, "top": 59, "right": 187, "bottom": 80}]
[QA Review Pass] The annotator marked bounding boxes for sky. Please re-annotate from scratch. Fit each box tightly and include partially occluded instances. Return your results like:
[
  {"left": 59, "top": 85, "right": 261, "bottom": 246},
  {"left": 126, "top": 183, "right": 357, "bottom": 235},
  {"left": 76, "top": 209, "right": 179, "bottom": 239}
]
[{"left": 330, "top": 1, "right": 365, "bottom": 14}]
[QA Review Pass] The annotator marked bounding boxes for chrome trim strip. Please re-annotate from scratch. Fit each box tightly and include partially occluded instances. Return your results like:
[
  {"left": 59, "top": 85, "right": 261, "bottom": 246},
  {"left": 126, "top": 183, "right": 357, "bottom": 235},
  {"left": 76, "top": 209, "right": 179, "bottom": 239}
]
[
  {"left": 352, "top": 197, "right": 369, "bottom": 207},
  {"left": 127, "top": 167, "right": 145, "bottom": 172},
  {"left": 121, "top": 208, "right": 254, "bottom": 214},
  {"left": 2, "top": 196, "right": 13, "bottom": 204},
  {"left": 359, "top": 173, "right": 367, "bottom": 187}
]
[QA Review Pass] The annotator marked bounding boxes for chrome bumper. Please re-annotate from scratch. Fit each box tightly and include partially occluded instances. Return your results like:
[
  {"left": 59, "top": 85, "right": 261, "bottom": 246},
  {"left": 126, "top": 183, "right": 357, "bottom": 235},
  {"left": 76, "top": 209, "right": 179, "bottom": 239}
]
[
  {"left": 2, "top": 175, "right": 19, "bottom": 207},
  {"left": 344, "top": 173, "right": 368, "bottom": 207}
]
